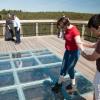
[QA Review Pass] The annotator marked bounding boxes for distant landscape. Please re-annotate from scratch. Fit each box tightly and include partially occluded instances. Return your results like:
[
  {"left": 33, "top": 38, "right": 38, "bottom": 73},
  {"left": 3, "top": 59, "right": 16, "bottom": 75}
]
[
  {"left": 0, "top": 9, "right": 97, "bottom": 42},
  {"left": 0, "top": 9, "right": 94, "bottom": 20}
]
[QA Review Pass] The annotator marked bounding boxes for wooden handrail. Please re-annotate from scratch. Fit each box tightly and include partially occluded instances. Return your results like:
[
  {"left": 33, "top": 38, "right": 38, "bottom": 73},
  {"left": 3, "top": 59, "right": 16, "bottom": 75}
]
[{"left": 0, "top": 19, "right": 88, "bottom": 24}]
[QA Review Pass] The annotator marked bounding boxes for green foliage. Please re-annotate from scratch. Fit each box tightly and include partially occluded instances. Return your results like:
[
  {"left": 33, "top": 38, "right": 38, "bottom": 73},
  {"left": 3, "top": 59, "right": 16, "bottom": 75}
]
[
  {"left": 21, "top": 23, "right": 35, "bottom": 36},
  {"left": 0, "top": 9, "right": 97, "bottom": 41},
  {"left": 0, "top": 9, "right": 94, "bottom": 20}
]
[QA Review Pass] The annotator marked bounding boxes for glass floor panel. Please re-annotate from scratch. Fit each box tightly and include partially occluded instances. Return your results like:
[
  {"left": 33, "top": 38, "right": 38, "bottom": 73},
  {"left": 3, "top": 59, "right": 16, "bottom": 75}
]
[
  {"left": 0, "top": 56, "right": 10, "bottom": 60},
  {"left": 12, "top": 52, "right": 32, "bottom": 58},
  {"left": 18, "top": 64, "right": 62, "bottom": 83},
  {"left": 38, "top": 55, "right": 62, "bottom": 64},
  {"left": 0, "top": 53, "right": 10, "bottom": 60},
  {"left": 23, "top": 73, "right": 93, "bottom": 100},
  {"left": 0, "top": 61, "right": 11, "bottom": 71},
  {"left": 0, "top": 72, "right": 14, "bottom": 87},
  {"left": 0, "top": 75, "right": 93, "bottom": 100},
  {"left": 0, "top": 89, "right": 19, "bottom": 100},
  {"left": 0, "top": 49, "right": 93, "bottom": 100},
  {"left": 32, "top": 49, "right": 52, "bottom": 56},
  {"left": 18, "top": 68, "right": 49, "bottom": 83},
  {"left": 23, "top": 85, "right": 54, "bottom": 100},
  {"left": 0, "top": 54, "right": 9, "bottom": 58},
  {"left": 76, "top": 75, "right": 93, "bottom": 94},
  {"left": 64, "top": 75, "right": 93, "bottom": 95},
  {"left": 14, "top": 58, "right": 39, "bottom": 68}
]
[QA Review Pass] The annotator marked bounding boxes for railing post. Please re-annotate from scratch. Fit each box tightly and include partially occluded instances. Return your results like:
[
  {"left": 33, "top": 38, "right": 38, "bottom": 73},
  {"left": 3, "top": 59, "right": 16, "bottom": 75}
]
[
  {"left": 81, "top": 24, "right": 85, "bottom": 39},
  {"left": 51, "top": 23, "right": 53, "bottom": 35},
  {"left": 2, "top": 24, "right": 5, "bottom": 36},
  {"left": 20, "top": 24, "right": 23, "bottom": 37},
  {"left": 36, "top": 22, "right": 38, "bottom": 36},
  {"left": 33, "top": 23, "right": 35, "bottom": 36}
]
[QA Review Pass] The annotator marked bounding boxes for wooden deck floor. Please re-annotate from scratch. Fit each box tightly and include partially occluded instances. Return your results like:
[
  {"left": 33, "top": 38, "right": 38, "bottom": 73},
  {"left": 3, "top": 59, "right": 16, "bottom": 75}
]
[{"left": 0, "top": 35, "right": 96, "bottom": 100}]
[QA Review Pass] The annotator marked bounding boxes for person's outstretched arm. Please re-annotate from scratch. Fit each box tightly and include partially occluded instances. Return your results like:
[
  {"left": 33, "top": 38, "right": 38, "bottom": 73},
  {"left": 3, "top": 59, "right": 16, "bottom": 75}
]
[
  {"left": 81, "top": 40, "right": 100, "bottom": 61},
  {"left": 81, "top": 50, "right": 100, "bottom": 61},
  {"left": 82, "top": 42, "right": 96, "bottom": 48},
  {"left": 75, "top": 35, "right": 84, "bottom": 51}
]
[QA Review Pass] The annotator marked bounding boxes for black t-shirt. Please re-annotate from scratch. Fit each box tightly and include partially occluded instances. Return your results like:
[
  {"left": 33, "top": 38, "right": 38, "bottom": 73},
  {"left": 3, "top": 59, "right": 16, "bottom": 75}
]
[{"left": 6, "top": 18, "right": 13, "bottom": 29}]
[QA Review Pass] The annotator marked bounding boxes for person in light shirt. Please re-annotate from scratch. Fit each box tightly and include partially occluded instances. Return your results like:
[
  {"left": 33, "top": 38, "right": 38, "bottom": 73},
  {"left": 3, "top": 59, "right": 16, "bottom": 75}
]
[{"left": 12, "top": 14, "right": 21, "bottom": 44}]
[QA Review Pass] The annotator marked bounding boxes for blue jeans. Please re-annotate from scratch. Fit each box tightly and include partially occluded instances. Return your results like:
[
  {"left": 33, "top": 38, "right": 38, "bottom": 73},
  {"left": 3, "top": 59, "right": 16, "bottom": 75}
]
[
  {"left": 60, "top": 50, "right": 80, "bottom": 79},
  {"left": 15, "top": 27, "right": 20, "bottom": 43}
]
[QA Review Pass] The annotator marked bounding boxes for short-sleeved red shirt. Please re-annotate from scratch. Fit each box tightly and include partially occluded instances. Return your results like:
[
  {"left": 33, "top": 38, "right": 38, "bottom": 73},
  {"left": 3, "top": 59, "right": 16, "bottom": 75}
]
[{"left": 64, "top": 26, "right": 80, "bottom": 50}]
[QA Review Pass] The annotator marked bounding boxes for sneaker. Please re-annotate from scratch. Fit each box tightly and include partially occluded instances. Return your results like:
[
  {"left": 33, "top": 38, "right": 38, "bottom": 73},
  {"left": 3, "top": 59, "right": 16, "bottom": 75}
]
[
  {"left": 52, "top": 82, "right": 62, "bottom": 93},
  {"left": 15, "top": 41, "right": 21, "bottom": 45},
  {"left": 66, "top": 83, "right": 77, "bottom": 94},
  {"left": 11, "top": 38, "right": 15, "bottom": 42}
]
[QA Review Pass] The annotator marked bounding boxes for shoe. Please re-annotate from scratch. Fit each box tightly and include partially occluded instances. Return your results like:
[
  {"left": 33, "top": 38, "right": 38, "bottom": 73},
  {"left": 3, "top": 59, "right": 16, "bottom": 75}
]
[
  {"left": 11, "top": 38, "right": 15, "bottom": 41},
  {"left": 66, "top": 83, "right": 77, "bottom": 94},
  {"left": 15, "top": 41, "right": 21, "bottom": 44},
  {"left": 52, "top": 82, "right": 62, "bottom": 93},
  {"left": 5, "top": 39, "right": 11, "bottom": 41}
]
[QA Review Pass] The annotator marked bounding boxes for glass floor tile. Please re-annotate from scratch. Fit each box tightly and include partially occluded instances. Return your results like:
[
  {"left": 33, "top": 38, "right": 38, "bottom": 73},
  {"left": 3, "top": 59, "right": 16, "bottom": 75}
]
[
  {"left": 0, "top": 54, "right": 10, "bottom": 60},
  {"left": 40, "top": 64, "right": 62, "bottom": 82},
  {"left": 23, "top": 84, "right": 55, "bottom": 100},
  {"left": 0, "top": 89, "right": 19, "bottom": 100},
  {"left": 32, "top": 49, "right": 52, "bottom": 56},
  {"left": 64, "top": 75, "right": 93, "bottom": 95},
  {"left": 0, "top": 54, "right": 9, "bottom": 58},
  {"left": 18, "top": 64, "right": 61, "bottom": 83},
  {"left": 14, "top": 58, "right": 39, "bottom": 68},
  {"left": 18, "top": 64, "right": 83, "bottom": 90},
  {"left": 0, "top": 56, "right": 10, "bottom": 60},
  {"left": 77, "top": 75, "right": 93, "bottom": 94},
  {"left": 23, "top": 73, "right": 93, "bottom": 100},
  {"left": 18, "top": 68, "right": 49, "bottom": 83},
  {"left": 38, "top": 55, "right": 62, "bottom": 64},
  {"left": 0, "top": 61, "right": 11, "bottom": 71},
  {"left": 12, "top": 52, "right": 32, "bottom": 58},
  {"left": 0, "top": 49, "right": 93, "bottom": 100},
  {"left": 0, "top": 72, "right": 14, "bottom": 87}
]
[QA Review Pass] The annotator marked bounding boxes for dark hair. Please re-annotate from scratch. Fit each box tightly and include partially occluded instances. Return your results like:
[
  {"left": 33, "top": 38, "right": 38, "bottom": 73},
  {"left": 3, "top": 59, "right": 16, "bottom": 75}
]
[
  {"left": 11, "top": 13, "right": 16, "bottom": 17},
  {"left": 57, "top": 16, "right": 70, "bottom": 28},
  {"left": 88, "top": 14, "right": 100, "bottom": 29}
]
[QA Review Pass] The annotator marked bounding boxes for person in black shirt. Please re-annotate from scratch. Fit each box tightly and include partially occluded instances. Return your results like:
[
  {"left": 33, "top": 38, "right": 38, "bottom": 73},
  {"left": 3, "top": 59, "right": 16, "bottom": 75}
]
[{"left": 5, "top": 13, "right": 15, "bottom": 41}]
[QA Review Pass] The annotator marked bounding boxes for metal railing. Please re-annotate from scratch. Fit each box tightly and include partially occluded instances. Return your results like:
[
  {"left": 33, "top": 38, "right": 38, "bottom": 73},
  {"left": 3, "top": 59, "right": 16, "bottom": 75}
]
[{"left": 0, "top": 19, "right": 98, "bottom": 42}]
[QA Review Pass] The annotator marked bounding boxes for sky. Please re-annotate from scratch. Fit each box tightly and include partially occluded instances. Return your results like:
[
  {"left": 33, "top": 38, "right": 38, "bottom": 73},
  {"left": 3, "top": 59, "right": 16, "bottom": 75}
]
[{"left": 0, "top": 0, "right": 100, "bottom": 13}]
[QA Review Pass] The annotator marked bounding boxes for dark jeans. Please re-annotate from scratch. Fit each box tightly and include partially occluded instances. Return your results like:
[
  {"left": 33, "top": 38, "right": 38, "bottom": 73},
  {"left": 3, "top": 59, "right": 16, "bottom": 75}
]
[
  {"left": 9, "top": 29, "right": 14, "bottom": 39},
  {"left": 60, "top": 50, "right": 80, "bottom": 79},
  {"left": 15, "top": 27, "right": 20, "bottom": 43}
]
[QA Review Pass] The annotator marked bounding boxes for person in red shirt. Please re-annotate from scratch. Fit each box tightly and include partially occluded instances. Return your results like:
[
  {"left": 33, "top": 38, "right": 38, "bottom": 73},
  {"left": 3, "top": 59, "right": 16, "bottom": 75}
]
[{"left": 52, "top": 16, "right": 84, "bottom": 93}]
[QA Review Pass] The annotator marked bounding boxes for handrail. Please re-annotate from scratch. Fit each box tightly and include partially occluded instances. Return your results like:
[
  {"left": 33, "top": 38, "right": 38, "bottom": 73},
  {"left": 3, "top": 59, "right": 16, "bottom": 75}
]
[
  {"left": 0, "top": 19, "right": 88, "bottom": 24},
  {"left": 1, "top": 19, "right": 97, "bottom": 42}
]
